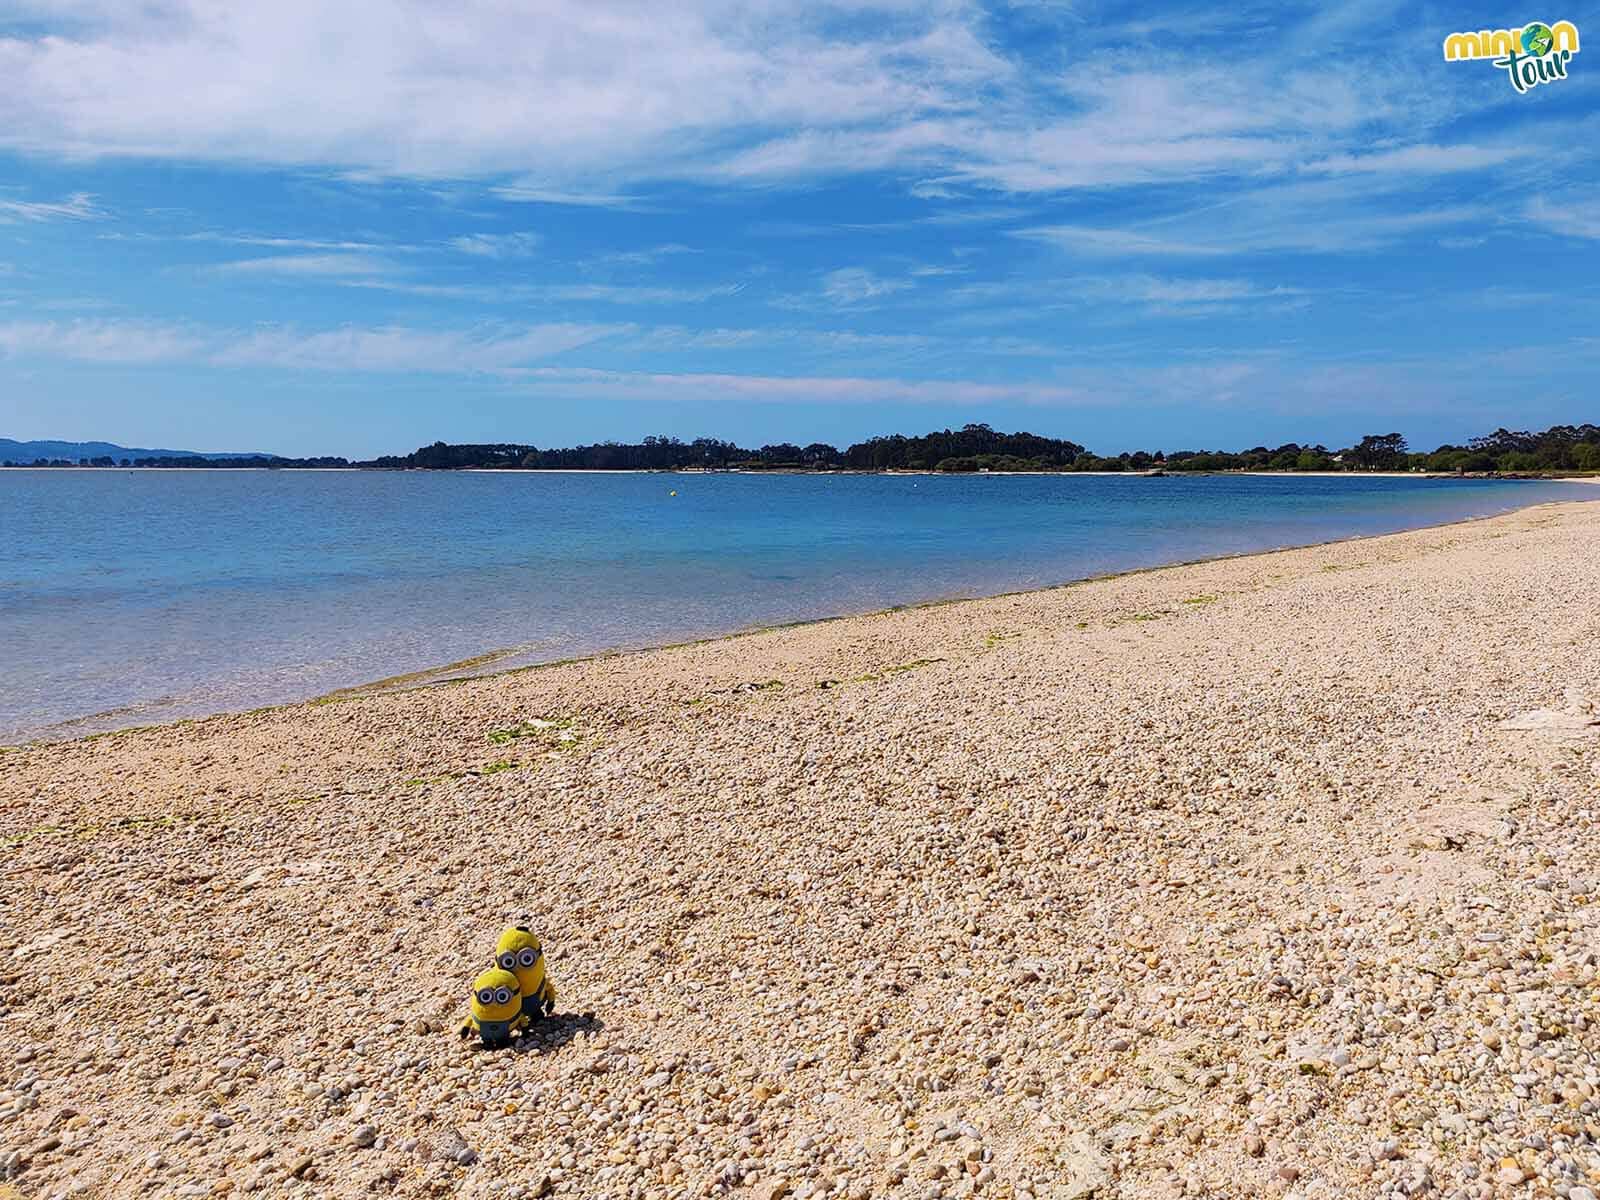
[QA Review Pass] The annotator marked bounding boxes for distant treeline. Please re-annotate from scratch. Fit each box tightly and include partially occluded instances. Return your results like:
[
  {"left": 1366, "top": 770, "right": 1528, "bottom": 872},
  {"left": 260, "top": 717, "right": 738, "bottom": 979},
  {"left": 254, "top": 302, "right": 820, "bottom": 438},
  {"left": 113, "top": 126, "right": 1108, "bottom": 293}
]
[
  {"left": 10, "top": 454, "right": 352, "bottom": 469},
  {"left": 8, "top": 422, "right": 1600, "bottom": 474},
  {"left": 366, "top": 426, "right": 1093, "bottom": 472}
]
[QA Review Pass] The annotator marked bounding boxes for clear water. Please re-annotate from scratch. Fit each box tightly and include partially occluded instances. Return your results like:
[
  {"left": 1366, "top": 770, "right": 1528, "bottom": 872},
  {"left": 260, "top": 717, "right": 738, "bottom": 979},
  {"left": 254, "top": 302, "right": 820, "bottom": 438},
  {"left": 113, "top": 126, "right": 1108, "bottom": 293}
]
[{"left": 0, "top": 470, "right": 1588, "bottom": 742}]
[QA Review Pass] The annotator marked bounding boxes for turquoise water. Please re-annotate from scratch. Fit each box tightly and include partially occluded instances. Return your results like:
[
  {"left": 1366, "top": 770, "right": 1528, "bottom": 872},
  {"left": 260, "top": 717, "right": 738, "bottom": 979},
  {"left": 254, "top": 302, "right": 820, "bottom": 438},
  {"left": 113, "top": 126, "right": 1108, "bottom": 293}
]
[{"left": 0, "top": 470, "right": 1588, "bottom": 742}]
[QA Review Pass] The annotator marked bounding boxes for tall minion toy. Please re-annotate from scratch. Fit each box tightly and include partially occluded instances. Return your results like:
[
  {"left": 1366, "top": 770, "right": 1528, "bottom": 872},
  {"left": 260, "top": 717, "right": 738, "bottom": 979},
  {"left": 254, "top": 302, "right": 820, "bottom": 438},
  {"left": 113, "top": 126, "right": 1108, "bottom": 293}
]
[
  {"left": 459, "top": 967, "right": 527, "bottom": 1049},
  {"left": 494, "top": 926, "right": 557, "bottom": 1023}
]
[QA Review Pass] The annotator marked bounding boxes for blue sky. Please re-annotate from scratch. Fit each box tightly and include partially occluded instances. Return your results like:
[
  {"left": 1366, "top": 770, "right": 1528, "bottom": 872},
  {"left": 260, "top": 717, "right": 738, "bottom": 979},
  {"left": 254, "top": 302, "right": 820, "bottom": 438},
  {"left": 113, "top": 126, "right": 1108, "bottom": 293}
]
[{"left": 1, "top": 1, "right": 1597, "bottom": 458}]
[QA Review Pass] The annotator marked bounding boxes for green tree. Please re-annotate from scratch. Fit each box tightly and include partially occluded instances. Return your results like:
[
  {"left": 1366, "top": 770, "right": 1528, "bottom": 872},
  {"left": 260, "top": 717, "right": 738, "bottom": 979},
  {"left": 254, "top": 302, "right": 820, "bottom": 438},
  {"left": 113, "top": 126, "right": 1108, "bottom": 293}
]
[{"left": 1349, "top": 433, "right": 1409, "bottom": 470}]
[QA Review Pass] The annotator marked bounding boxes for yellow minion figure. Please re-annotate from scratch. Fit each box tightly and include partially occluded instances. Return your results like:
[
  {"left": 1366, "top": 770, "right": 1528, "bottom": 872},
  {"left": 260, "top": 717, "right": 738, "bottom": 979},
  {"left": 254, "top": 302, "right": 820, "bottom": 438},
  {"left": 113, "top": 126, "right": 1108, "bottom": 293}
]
[
  {"left": 458, "top": 967, "right": 527, "bottom": 1049},
  {"left": 494, "top": 926, "right": 557, "bottom": 1023}
]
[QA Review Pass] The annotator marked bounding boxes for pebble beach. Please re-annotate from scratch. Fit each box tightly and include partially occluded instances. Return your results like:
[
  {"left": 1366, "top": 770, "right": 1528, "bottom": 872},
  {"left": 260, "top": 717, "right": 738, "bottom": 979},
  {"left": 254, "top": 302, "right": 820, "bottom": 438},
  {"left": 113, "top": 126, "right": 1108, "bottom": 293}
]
[{"left": 3, "top": 496, "right": 1600, "bottom": 1200}]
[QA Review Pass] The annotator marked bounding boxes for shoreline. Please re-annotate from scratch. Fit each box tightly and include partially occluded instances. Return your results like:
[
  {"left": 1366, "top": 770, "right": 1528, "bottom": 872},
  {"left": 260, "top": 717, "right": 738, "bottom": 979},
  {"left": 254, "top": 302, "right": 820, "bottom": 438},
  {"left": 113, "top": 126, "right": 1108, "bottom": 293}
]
[
  {"left": 11, "top": 490, "right": 1599, "bottom": 749},
  {"left": 306, "top": 491, "right": 1600, "bottom": 698},
  {"left": 4, "top": 463, "right": 1599, "bottom": 480},
  {"left": 3, "top": 499, "right": 1598, "bottom": 1197}
]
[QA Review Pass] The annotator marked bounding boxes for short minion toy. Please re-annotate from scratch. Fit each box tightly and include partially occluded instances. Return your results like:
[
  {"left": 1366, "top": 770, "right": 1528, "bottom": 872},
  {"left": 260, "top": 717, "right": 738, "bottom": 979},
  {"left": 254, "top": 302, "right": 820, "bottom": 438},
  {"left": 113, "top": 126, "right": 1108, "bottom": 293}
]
[
  {"left": 494, "top": 926, "right": 557, "bottom": 1023},
  {"left": 459, "top": 967, "right": 527, "bottom": 1049}
]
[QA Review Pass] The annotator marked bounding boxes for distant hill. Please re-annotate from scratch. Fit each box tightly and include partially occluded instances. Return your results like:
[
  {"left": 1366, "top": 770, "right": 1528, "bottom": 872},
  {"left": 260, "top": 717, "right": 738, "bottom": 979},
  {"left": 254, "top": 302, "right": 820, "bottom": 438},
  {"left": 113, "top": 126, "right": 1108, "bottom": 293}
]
[{"left": 1, "top": 438, "right": 275, "bottom": 464}]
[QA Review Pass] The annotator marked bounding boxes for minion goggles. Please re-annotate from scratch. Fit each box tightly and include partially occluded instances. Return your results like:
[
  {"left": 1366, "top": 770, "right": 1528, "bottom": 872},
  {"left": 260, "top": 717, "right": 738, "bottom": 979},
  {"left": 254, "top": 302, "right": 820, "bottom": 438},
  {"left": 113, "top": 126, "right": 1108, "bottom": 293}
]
[{"left": 497, "top": 947, "right": 542, "bottom": 972}]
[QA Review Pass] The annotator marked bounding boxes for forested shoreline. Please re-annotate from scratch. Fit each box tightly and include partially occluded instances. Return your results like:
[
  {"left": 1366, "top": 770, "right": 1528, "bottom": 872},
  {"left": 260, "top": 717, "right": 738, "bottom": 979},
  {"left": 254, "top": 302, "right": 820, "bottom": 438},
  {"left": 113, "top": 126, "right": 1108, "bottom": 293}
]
[{"left": 7, "top": 422, "right": 1600, "bottom": 474}]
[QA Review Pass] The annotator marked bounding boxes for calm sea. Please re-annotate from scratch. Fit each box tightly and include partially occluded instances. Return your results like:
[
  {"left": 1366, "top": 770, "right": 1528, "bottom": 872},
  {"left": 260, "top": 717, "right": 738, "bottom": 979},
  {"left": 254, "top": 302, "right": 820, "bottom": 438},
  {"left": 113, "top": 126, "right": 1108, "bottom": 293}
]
[{"left": 0, "top": 470, "right": 1588, "bottom": 742}]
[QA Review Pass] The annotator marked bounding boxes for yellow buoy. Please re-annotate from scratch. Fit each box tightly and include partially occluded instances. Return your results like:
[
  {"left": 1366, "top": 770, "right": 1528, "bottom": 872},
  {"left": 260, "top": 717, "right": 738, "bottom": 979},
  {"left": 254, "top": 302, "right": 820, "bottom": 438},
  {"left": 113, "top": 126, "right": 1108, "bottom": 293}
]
[{"left": 669, "top": 490, "right": 677, "bottom": 496}]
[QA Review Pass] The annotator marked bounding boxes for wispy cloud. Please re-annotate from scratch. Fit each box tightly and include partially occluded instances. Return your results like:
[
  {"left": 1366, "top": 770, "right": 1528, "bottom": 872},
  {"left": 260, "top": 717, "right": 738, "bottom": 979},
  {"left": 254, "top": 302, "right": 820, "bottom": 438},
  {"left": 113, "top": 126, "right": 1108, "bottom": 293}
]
[
  {"left": 215, "top": 322, "right": 623, "bottom": 371},
  {"left": 448, "top": 231, "right": 542, "bottom": 258},
  {"left": 0, "top": 314, "right": 1065, "bottom": 376},
  {"left": 947, "top": 272, "right": 1307, "bottom": 315},
  {"left": 5, "top": 315, "right": 1597, "bottom": 432},
  {"left": 0, "top": 191, "right": 102, "bottom": 223},
  {"left": 619, "top": 325, "right": 1058, "bottom": 359},
  {"left": 540, "top": 282, "right": 741, "bottom": 305},
  {"left": 490, "top": 184, "right": 645, "bottom": 210},
  {"left": 1014, "top": 226, "right": 1226, "bottom": 257},
  {"left": 3, "top": 1, "right": 997, "bottom": 183},
  {"left": 490, "top": 352, "right": 1549, "bottom": 412},
  {"left": 1524, "top": 195, "right": 1600, "bottom": 241},
  {"left": 0, "top": 3, "right": 1434, "bottom": 197},
  {"left": 495, "top": 366, "right": 1096, "bottom": 408},
  {"left": 1465, "top": 286, "right": 1564, "bottom": 309},
  {"left": 337, "top": 279, "right": 743, "bottom": 305},
  {"left": 1017, "top": 176, "right": 1495, "bottom": 258},
  {"left": 183, "top": 233, "right": 403, "bottom": 252},
  {"left": 1301, "top": 144, "right": 1529, "bottom": 176},
  {"left": 821, "top": 267, "right": 911, "bottom": 306},
  {"left": 208, "top": 253, "right": 394, "bottom": 278},
  {"left": 0, "top": 318, "right": 205, "bottom": 363},
  {"left": 0, "top": 317, "right": 624, "bottom": 371},
  {"left": 1080, "top": 275, "right": 1307, "bottom": 309},
  {"left": 585, "top": 243, "right": 697, "bottom": 267}
]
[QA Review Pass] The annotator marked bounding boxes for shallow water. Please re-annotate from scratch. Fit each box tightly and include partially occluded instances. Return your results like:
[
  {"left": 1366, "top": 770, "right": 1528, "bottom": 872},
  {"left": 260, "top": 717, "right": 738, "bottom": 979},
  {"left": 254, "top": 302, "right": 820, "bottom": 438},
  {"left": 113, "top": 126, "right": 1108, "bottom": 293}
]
[{"left": 0, "top": 470, "right": 1588, "bottom": 742}]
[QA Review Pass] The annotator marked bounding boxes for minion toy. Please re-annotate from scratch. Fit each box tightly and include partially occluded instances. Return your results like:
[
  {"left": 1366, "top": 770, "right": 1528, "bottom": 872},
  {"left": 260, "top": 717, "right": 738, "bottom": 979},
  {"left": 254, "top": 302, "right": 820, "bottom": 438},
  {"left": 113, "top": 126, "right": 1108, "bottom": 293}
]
[
  {"left": 459, "top": 967, "right": 527, "bottom": 1049},
  {"left": 494, "top": 926, "right": 557, "bottom": 1022}
]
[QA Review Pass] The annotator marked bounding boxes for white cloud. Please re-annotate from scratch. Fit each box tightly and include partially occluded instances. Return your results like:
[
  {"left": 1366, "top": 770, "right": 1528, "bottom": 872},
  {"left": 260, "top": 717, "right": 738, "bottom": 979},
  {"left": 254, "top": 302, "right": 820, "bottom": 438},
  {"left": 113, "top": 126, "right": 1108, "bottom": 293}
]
[
  {"left": 538, "top": 283, "right": 741, "bottom": 304},
  {"left": 338, "top": 279, "right": 743, "bottom": 304},
  {"left": 1017, "top": 171, "right": 1496, "bottom": 257},
  {"left": 624, "top": 326, "right": 770, "bottom": 352},
  {"left": 618, "top": 324, "right": 1059, "bottom": 358},
  {"left": 946, "top": 273, "right": 1307, "bottom": 315},
  {"left": 486, "top": 356, "right": 1451, "bottom": 412},
  {"left": 482, "top": 341, "right": 1600, "bottom": 414},
  {"left": 215, "top": 322, "right": 622, "bottom": 370},
  {"left": 908, "top": 179, "right": 962, "bottom": 200},
  {"left": 585, "top": 243, "right": 697, "bottom": 267},
  {"left": 820, "top": 267, "right": 911, "bottom": 306},
  {"left": 0, "top": 190, "right": 102, "bottom": 222},
  {"left": 184, "top": 233, "right": 401, "bottom": 251},
  {"left": 4, "top": 314, "right": 1590, "bottom": 421},
  {"left": 0, "top": 313, "right": 1072, "bottom": 371},
  {"left": 0, "top": 317, "right": 205, "bottom": 363},
  {"left": 0, "top": 317, "right": 624, "bottom": 370},
  {"left": 208, "top": 253, "right": 393, "bottom": 278},
  {"left": 490, "top": 184, "right": 645, "bottom": 210},
  {"left": 0, "top": 1, "right": 996, "bottom": 181},
  {"left": 494, "top": 365, "right": 1096, "bottom": 408},
  {"left": 0, "top": 2, "right": 1475, "bottom": 201},
  {"left": 1301, "top": 144, "right": 1528, "bottom": 176},
  {"left": 449, "top": 232, "right": 542, "bottom": 258},
  {"left": 1524, "top": 195, "right": 1600, "bottom": 241},
  {"left": 1015, "top": 226, "right": 1226, "bottom": 257},
  {"left": 0, "top": 312, "right": 1080, "bottom": 396},
  {"left": 1085, "top": 275, "right": 1305, "bottom": 307}
]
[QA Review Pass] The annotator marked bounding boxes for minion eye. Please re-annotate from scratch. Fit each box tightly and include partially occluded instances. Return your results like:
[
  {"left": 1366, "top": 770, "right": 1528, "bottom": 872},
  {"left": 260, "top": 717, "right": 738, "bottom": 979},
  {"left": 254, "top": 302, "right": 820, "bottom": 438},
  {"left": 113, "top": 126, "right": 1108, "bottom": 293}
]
[
  {"left": 494, "top": 986, "right": 512, "bottom": 1006},
  {"left": 497, "top": 952, "right": 517, "bottom": 971},
  {"left": 476, "top": 988, "right": 495, "bottom": 1005},
  {"left": 517, "top": 948, "right": 538, "bottom": 967}
]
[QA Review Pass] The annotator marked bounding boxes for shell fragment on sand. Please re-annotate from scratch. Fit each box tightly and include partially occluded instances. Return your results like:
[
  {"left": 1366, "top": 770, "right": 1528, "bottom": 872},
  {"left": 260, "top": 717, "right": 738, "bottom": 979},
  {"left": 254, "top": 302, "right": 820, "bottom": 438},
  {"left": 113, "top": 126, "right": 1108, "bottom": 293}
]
[{"left": 1499, "top": 705, "right": 1600, "bottom": 734}]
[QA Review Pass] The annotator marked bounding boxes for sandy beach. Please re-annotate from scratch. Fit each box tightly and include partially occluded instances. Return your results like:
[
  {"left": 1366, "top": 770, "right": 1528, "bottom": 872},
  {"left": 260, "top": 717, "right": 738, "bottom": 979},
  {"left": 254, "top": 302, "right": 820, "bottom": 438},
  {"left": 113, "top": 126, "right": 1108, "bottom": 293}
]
[{"left": 3, "top": 498, "right": 1600, "bottom": 1200}]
